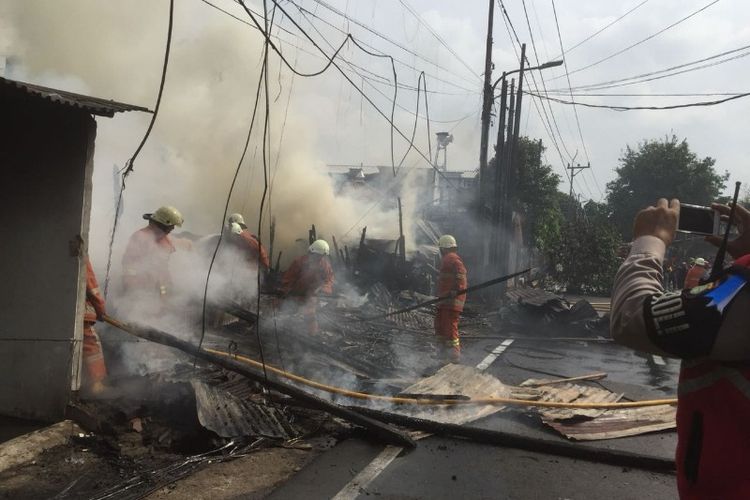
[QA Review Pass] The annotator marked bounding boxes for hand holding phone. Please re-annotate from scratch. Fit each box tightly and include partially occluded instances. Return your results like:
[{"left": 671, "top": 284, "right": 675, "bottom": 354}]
[{"left": 677, "top": 204, "right": 720, "bottom": 236}]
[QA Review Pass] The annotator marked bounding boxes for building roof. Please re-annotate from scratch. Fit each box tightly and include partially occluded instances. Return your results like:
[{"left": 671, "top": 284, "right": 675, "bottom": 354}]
[{"left": 1, "top": 76, "right": 152, "bottom": 117}]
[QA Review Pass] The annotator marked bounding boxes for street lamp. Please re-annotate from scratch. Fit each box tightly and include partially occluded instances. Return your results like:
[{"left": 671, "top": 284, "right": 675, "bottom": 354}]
[{"left": 492, "top": 59, "right": 563, "bottom": 95}]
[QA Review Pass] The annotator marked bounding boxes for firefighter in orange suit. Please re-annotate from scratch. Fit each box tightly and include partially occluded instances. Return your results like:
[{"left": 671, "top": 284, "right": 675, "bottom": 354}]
[
  {"left": 436, "top": 234, "right": 467, "bottom": 363},
  {"left": 122, "top": 206, "right": 183, "bottom": 305},
  {"left": 84, "top": 258, "right": 107, "bottom": 394},
  {"left": 227, "top": 213, "right": 270, "bottom": 272},
  {"left": 280, "top": 239, "right": 335, "bottom": 334}
]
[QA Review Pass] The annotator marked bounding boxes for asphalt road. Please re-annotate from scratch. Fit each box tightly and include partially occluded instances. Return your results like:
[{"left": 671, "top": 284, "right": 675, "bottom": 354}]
[{"left": 269, "top": 329, "right": 681, "bottom": 499}]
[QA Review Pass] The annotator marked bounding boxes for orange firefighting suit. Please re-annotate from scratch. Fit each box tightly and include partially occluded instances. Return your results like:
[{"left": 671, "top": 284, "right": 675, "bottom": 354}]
[
  {"left": 232, "top": 229, "right": 270, "bottom": 271},
  {"left": 281, "top": 254, "right": 335, "bottom": 334},
  {"left": 122, "top": 223, "right": 176, "bottom": 300},
  {"left": 84, "top": 258, "right": 107, "bottom": 384},
  {"left": 436, "top": 251, "right": 467, "bottom": 359}
]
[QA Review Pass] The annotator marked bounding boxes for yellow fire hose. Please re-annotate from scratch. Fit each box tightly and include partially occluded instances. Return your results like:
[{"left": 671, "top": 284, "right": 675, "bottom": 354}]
[{"left": 205, "top": 348, "right": 678, "bottom": 410}]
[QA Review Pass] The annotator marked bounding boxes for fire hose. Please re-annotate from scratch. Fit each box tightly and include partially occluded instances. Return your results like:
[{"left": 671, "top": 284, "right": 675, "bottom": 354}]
[
  {"left": 203, "top": 348, "right": 678, "bottom": 409},
  {"left": 102, "top": 315, "right": 676, "bottom": 409}
]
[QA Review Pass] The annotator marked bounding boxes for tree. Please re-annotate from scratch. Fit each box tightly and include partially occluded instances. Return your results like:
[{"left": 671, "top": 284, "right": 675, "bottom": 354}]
[
  {"left": 547, "top": 198, "right": 621, "bottom": 295},
  {"left": 489, "top": 137, "right": 562, "bottom": 253},
  {"left": 607, "top": 135, "right": 727, "bottom": 239}
]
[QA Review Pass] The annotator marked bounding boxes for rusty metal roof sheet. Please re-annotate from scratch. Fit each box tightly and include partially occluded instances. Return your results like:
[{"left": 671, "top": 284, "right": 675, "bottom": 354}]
[{"left": 1, "top": 76, "right": 152, "bottom": 117}]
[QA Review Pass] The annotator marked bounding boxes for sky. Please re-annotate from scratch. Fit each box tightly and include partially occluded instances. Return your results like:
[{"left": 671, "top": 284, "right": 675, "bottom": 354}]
[{"left": 2, "top": 0, "right": 749, "bottom": 251}]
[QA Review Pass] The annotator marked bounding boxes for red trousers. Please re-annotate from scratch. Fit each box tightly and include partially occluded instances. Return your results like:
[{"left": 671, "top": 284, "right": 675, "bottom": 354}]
[
  {"left": 435, "top": 308, "right": 461, "bottom": 359},
  {"left": 83, "top": 323, "right": 107, "bottom": 383}
]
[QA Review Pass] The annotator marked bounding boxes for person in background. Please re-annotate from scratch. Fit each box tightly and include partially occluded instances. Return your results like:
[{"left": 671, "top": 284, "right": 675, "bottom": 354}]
[
  {"left": 280, "top": 239, "right": 335, "bottom": 335},
  {"left": 684, "top": 257, "right": 710, "bottom": 289},
  {"left": 226, "top": 213, "right": 270, "bottom": 273},
  {"left": 611, "top": 198, "right": 750, "bottom": 499},
  {"left": 83, "top": 257, "right": 107, "bottom": 395},
  {"left": 121, "top": 206, "right": 183, "bottom": 310},
  {"left": 436, "top": 234, "right": 467, "bottom": 363}
]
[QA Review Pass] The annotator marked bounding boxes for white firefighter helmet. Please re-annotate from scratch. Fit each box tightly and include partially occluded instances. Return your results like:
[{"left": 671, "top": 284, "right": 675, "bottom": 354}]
[
  {"left": 227, "top": 213, "right": 245, "bottom": 226},
  {"left": 438, "top": 234, "right": 458, "bottom": 249},
  {"left": 229, "top": 222, "right": 243, "bottom": 235},
  {"left": 695, "top": 257, "right": 707, "bottom": 267},
  {"left": 148, "top": 206, "right": 183, "bottom": 227},
  {"left": 309, "top": 239, "right": 330, "bottom": 256}
]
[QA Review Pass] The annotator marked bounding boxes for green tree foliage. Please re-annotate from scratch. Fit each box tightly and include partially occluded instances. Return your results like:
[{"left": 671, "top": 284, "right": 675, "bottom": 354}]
[
  {"left": 491, "top": 137, "right": 562, "bottom": 252},
  {"left": 607, "top": 135, "right": 727, "bottom": 239},
  {"left": 547, "top": 199, "right": 621, "bottom": 295}
]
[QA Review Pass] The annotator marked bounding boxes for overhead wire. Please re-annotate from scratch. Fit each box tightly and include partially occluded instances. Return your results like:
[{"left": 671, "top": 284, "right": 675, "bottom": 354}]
[
  {"left": 196, "top": 28, "right": 268, "bottom": 366},
  {"left": 285, "top": 0, "right": 479, "bottom": 93},
  {"left": 396, "top": 0, "right": 481, "bottom": 80},
  {"left": 560, "top": 0, "right": 722, "bottom": 79},
  {"left": 104, "top": 0, "right": 174, "bottom": 297},
  {"left": 550, "top": 43, "right": 750, "bottom": 93},
  {"left": 237, "top": 0, "right": 460, "bottom": 190},
  {"left": 527, "top": 90, "right": 750, "bottom": 110},
  {"left": 550, "top": 0, "right": 604, "bottom": 200},
  {"left": 549, "top": 0, "right": 651, "bottom": 60},
  {"left": 498, "top": 0, "right": 573, "bottom": 190},
  {"left": 306, "top": 0, "right": 481, "bottom": 85}
]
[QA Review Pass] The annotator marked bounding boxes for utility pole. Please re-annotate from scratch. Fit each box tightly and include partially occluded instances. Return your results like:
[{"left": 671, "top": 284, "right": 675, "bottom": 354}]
[
  {"left": 478, "top": 0, "right": 495, "bottom": 211},
  {"left": 567, "top": 162, "right": 590, "bottom": 198},
  {"left": 497, "top": 43, "right": 526, "bottom": 288}
]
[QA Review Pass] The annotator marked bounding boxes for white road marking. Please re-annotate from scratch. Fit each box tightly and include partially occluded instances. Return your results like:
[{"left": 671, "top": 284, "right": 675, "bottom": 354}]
[
  {"left": 475, "top": 339, "right": 514, "bottom": 372},
  {"left": 330, "top": 445, "right": 403, "bottom": 500},
  {"left": 331, "top": 339, "right": 514, "bottom": 499},
  {"left": 652, "top": 355, "right": 666, "bottom": 366}
]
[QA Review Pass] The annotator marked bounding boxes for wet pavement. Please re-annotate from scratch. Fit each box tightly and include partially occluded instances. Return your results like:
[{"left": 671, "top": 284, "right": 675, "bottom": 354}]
[{"left": 270, "top": 328, "right": 681, "bottom": 499}]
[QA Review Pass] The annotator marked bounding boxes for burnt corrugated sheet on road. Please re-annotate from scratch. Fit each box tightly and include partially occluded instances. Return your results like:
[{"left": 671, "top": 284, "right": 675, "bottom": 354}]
[{"left": 191, "top": 380, "right": 298, "bottom": 439}]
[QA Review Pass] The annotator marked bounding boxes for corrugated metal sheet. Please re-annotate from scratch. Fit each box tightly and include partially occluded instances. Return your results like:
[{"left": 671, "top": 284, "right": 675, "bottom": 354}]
[
  {"left": 522, "top": 380, "right": 677, "bottom": 441},
  {"left": 544, "top": 405, "right": 676, "bottom": 441},
  {"left": 379, "top": 364, "right": 512, "bottom": 426},
  {"left": 1, "top": 76, "right": 151, "bottom": 117},
  {"left": 191, "top": 380, "right": 298, "bottom": 440}
]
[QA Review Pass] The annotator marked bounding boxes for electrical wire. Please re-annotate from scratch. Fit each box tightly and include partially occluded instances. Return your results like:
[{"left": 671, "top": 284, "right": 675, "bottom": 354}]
[
  {"left": 239, "top": 0, "right": 460, "bottom": 190},
  {"left": 285, "top": 0, "right": 479, "bottom": 93},
  {"left": 526, "top": 90, "right": 750, "bottom": 110},
  {"left": 562, "top": 0, "right": 721, "bottom": 79},
  {"left": 396, "top": 0, "right": 481, "bottom": 80},
  {"left": 196, "top": 39, "right": 267, "bottom": 358},
  {"left": 306, "top": 0, "right": 480, "bottom": 85},
  {"left": 498, "top": 0, "right": 573, "bottom": 189},
  {"left": 551, "top": 44, "right": 750, "bottom": 93},
  {"left": 103, "top": 0, "right": 174, "bottom": 297},
  {"left": 550, "top": 0, "right": 604, "bottom": 200},
  {"left": 549, "top": 0, "right": 651, "bottom": 60}
]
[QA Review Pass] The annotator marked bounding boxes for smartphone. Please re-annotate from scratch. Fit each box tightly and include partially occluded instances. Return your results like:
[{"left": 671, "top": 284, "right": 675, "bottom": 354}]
[{"left": 678, "top": 204, "right": 720, "bottom": 236}]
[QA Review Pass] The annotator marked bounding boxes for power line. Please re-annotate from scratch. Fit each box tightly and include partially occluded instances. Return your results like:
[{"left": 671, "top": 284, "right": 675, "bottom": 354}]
[
  {"left": 526, "top": 90, "right": 750, "bottom": 110},
  {"left": 201, "top": 0, "right": 474, "bottom": 96},
  {"left": 546, "top": 91, "right": 749, "bottom": 97},
  {"left": 239, "top": 0, "right": 460, "bottom": 189},
  {"left": 306, "top": 0, "right": 481, "bottom": 86},
  {"left": 550, "top": 0, "right": 604, "bottom": 200},
  {"left": 561, "top": 0, "right": 721, "bottom": 79},
  {"left": 498, "top": 0, "right": 573, "bottom": 188},
  {"left": 550, "top": 0, "right": 652, "bottom": 59},
  {"left": 396, "top": 0, "right": 481, "bottom": 80},
  {"left": 520, "top": 0, "right": 576, "bottom": 165},
  {"left": 286, "top": 0, "right": 479, "bottom": 93},
  {"left": 551, "top": 43, "right": 750, "bottom": 93}
]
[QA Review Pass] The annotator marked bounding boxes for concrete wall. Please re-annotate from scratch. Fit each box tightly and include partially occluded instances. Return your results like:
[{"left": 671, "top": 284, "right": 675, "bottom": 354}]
[{"left": 0, "top": 97, "right": 95, "bottom": 421}]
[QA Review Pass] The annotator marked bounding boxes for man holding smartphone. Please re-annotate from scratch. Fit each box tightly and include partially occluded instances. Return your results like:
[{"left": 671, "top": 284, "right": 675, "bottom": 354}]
[{"left": 611, "top": 198, "right": 750, "bottom": 499}]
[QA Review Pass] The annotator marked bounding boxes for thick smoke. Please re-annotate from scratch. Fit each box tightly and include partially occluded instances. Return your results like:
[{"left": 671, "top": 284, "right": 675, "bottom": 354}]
[
  {"left": 2, "top": 0, "right": 423, "bottom": 274},
  {"left": 2, "top": 0, "right": 433, "bottom": 377}
]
